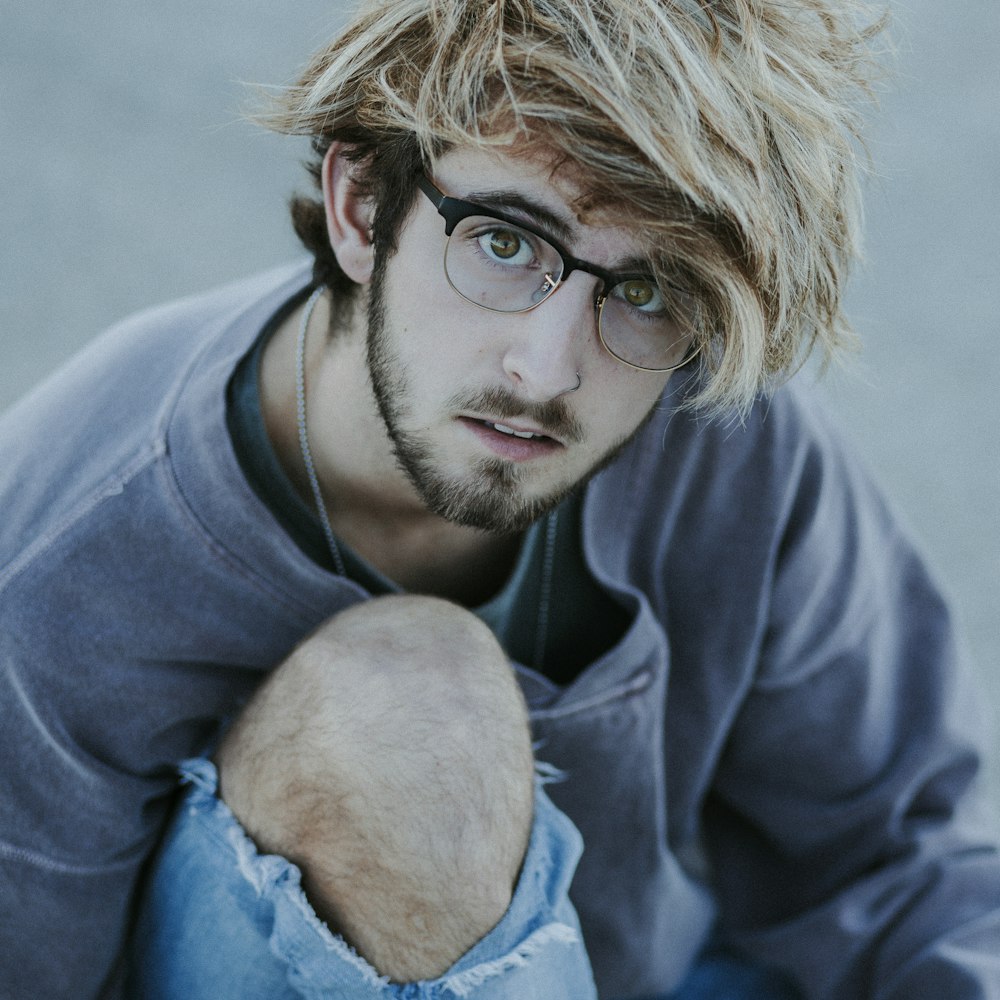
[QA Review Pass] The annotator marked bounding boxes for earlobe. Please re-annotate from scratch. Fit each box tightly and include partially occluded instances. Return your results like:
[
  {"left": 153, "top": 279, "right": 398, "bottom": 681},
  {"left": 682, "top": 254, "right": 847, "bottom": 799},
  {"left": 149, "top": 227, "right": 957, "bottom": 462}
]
[{"left": 322, "top": 143, "right": 375, "bottom": 285}]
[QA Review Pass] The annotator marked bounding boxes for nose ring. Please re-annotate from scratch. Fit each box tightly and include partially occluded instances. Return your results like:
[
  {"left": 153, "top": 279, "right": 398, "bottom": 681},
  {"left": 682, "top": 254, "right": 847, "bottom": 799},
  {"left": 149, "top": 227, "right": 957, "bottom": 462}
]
[{"left": 568, "top": 371, "right": 582, "bottom": 392}]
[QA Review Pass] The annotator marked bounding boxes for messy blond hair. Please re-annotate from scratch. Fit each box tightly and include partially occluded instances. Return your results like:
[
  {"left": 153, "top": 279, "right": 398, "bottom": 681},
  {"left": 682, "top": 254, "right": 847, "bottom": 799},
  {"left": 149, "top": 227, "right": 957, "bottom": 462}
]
[{"left": 263, "top": 0, "right": 886, "bottom": 414}]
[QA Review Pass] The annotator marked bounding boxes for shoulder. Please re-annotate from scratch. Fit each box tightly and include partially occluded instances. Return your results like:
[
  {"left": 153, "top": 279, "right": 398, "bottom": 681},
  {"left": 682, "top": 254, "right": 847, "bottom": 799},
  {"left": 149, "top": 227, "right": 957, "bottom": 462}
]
[
  {"left": 585, "top": 377, "right": 864, "bottom": 579},
  {"left": 0, "top": 262, "right": 312, "bottom": 581}
]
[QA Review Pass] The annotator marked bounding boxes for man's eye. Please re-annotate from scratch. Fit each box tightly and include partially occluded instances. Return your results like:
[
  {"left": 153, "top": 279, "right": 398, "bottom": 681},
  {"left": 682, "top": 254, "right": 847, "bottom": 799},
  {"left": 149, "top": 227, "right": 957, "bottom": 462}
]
[
  {"left": 478, "top": 228, "right": 533, "bottom": 265},
  {"left": 617, "top": 279, "right": 665, "bottom": 312}
]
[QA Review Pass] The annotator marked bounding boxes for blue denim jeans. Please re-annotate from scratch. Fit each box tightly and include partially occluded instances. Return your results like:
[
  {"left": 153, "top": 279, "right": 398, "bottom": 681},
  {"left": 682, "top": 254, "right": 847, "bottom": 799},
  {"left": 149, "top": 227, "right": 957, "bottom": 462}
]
[
  {"left": 128, "top": 759, "right": 799, "bottom": 1000},
  {"left": 129, "top": 759, "right": 598, "bottom": 999}
]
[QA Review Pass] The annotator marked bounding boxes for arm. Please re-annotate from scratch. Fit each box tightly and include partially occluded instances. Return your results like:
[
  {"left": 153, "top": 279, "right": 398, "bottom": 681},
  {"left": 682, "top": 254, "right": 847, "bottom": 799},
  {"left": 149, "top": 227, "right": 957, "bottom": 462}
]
[
  {"left": 0, "top": 638, "right": 170, "bottom": 998},
  {"left": 0, "top": 263, "right": 318, "bottom": 998},
  {"left": 704, "top": 407, "right": 1000, "bottom": 998}
]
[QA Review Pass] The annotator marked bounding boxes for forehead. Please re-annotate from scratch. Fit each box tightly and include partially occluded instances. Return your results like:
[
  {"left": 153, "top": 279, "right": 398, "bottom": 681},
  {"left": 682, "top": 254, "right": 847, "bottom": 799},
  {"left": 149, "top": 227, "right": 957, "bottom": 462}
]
[{"left": 429, "top": 145, "right": 650, "bottom": 261}]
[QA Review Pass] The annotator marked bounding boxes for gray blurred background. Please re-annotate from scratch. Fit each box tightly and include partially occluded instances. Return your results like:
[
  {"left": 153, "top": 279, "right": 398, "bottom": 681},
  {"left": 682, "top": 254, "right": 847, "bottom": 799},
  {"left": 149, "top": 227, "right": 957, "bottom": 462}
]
[{"left": 1, "top": 3, "right": 997, "bottom": 791}]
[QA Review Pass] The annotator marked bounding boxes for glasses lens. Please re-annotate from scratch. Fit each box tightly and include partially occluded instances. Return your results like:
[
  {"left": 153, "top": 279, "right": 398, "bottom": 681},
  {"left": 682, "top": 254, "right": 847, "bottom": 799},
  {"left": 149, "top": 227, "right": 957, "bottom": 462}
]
[
  {"left": 442, "top": 213, "right": 699, "bottom": 372},
  {"left": 444, "top": 216, "right": 564, "bottom": 311},
  {"left": 598, "top": 279, "right": 698, "bottom": 371}
]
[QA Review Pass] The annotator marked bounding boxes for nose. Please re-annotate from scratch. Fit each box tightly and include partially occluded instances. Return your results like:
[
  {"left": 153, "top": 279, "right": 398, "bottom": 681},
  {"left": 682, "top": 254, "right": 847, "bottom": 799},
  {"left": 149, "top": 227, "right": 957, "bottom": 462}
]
[{"left": 501, "top": 272, "right": 598, "bottom": 401}]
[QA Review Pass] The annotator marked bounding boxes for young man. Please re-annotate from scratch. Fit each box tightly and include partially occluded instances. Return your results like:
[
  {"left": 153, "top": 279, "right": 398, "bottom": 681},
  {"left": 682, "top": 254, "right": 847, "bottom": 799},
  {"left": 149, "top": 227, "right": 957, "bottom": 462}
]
[{"left": 2, "top": 0, "right": 998, "bottom": 997}]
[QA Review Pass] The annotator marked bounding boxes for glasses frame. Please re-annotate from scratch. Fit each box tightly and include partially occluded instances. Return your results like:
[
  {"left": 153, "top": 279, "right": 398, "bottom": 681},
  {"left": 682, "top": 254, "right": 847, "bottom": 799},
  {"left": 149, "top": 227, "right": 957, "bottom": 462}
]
[{"left": 415, "top": 173, "right": 700, "bottom": 373}]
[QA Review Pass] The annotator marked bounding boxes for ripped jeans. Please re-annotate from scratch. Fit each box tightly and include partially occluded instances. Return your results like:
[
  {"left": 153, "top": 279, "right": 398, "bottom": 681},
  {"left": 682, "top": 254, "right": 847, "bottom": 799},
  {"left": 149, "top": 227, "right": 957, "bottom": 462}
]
[
  {"left": 128, "top": 760, "right": 800, "bottom": 1000},
  {"left": 128, "top": 758, "right": 598, "bottom": 999}
]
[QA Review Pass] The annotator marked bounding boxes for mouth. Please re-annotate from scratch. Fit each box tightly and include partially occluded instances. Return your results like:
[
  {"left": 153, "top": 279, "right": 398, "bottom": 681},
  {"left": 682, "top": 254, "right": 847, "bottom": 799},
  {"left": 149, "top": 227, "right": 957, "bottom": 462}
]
[
  {"left": 458, "top": 416, "right": 564, "bottom": 460},
  {"left": 485, "top": 420, "right": 548, "bottom": 441}
]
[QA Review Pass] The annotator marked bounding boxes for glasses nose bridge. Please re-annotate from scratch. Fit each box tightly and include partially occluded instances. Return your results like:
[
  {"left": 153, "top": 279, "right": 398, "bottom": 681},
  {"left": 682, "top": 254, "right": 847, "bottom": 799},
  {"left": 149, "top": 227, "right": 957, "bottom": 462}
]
[{"left": 546, "top": 255, "right": 609, "bottom": 311}]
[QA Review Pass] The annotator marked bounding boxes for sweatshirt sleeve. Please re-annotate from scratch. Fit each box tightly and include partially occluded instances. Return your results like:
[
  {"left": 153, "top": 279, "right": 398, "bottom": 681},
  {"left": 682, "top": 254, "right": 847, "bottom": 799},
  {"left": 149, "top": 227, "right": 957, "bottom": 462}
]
[
  {"left": 0, "top": 802, "right": 152, "bottom": 999},
  {"left": 0, "top": 483, "right": 278, "bottom": 999},
  {"left": 702, "top": 400, "right": 1000, "bottom": 998},
  {"left": 0, "top": 557, "right": 208, "bottom": 1000},
  {"left": 0, "top": 457, "right": 178, "bottom": 999},
  {"left": 0, "top": 264, "right": 321, "bottom": 998}
]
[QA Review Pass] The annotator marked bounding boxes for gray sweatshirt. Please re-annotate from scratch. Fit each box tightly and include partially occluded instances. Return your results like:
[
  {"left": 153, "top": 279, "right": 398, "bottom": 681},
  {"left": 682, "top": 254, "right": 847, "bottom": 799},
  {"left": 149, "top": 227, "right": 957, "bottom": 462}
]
[{"left": 1, "top": 262, "right": 998, "bottom": 998}]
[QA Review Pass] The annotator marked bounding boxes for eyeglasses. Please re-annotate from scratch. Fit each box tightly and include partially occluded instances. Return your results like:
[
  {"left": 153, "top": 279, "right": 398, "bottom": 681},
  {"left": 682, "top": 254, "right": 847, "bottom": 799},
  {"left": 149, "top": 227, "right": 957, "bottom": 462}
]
[{"left": 416, "top": 173, "right": 700, "bottom": 373}]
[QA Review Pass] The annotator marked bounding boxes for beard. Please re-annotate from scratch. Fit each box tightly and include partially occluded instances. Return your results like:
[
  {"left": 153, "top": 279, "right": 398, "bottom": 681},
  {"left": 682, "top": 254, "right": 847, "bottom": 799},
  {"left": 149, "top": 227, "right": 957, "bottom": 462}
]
[{"left": 363, "top": 255, "right": 656, "bottom": 534}]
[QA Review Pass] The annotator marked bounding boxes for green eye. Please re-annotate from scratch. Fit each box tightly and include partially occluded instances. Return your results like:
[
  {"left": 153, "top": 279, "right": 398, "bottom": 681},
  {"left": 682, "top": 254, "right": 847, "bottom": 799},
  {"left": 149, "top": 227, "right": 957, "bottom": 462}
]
[
  {"left": 622, "top": 280, "right": 654, "bottom": 307},
  {"left": 474, "top": 227, "right": 535, "bottom": 267},
  {"left": 614, "top": 278, "right": 666, "bottom": 314},
  {"left": 487, "top": 229, "right": 522, "bottom": 260}
]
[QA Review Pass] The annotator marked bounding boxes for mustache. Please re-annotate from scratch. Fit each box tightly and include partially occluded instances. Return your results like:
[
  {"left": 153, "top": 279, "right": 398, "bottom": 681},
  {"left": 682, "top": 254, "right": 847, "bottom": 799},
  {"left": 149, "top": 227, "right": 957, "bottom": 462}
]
[{"left": 450, "top": 385, "right": 584, "bottom": 444}]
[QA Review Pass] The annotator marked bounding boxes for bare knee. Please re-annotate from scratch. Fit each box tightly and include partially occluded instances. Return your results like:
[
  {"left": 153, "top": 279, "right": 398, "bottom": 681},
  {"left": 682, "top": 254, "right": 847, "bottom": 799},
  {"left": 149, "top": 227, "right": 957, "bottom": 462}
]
[{"left": 216, "top": 595, "right": 535, "bottom": 980}]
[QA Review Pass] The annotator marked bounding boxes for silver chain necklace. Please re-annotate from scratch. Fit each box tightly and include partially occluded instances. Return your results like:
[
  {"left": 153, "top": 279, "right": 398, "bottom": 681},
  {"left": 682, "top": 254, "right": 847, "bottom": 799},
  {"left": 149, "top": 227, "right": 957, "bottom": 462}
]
[
  {"left": 296, "top": 286, "right": 347, "bottom": 577},
  {"left": 294, "top": 285, "right": 556, "bottom": 669}
]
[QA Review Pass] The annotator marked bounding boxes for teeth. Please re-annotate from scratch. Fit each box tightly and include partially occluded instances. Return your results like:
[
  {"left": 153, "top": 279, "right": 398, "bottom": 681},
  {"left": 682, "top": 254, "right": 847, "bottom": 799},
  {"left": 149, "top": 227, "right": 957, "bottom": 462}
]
[{"left": 491, "top": 422, "right": 537, "bottom": 439}]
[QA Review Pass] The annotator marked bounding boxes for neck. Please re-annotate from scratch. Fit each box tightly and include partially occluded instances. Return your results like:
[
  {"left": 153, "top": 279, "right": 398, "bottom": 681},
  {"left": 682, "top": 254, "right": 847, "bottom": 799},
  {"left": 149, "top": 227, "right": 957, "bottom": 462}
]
[{"left": 258, "top": 289, "right": 523, "bottom": 604}]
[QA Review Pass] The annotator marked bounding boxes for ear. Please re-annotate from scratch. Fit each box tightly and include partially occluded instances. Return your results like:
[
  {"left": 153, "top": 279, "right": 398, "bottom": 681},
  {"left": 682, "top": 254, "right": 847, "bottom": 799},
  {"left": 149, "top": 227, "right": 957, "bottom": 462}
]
[{"left": 321, "top": 143, "right": 375, "bottom": 285}]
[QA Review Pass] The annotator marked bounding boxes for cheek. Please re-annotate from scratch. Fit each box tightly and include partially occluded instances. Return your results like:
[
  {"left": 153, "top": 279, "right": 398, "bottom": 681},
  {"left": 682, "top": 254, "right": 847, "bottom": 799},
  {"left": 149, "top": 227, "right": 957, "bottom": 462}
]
[
  {"left": 384, "top": 208, "right": 455, "bottom": 307},
  {"left": 382, "top": 261, "right": 482, "bottom": 363}
]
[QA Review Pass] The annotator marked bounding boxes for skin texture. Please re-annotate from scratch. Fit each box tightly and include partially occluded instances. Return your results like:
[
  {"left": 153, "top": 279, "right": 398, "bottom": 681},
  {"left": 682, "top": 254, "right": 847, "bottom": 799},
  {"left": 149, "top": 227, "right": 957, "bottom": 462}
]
[{"left": 216, "top": 595, "right": 536, "bottom": 983}]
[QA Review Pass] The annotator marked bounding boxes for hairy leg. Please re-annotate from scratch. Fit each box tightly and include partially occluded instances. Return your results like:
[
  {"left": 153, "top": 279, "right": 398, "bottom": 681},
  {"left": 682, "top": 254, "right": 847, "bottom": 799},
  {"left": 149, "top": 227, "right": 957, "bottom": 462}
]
[{"left": 215, "top": 594, "right": 536, "bottom": 982}]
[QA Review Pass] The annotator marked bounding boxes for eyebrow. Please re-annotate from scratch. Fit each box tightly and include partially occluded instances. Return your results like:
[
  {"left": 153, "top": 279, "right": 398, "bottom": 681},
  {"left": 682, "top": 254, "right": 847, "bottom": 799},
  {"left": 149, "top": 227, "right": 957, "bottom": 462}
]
[
  {"left": 462, "top": 188, "right": 656, "bottom": 278},
  {"left": 612, "top": 255, "right": 657, "bottom": 277},
  {"left": 462, "top": 188, "right": 578, "bottom": 245}
]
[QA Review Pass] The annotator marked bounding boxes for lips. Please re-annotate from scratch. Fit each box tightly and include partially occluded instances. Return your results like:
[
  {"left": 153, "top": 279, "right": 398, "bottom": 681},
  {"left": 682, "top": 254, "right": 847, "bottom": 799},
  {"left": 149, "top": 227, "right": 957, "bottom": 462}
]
[{"left": 458, "top": 416, "right": 563, "bottom": 460}]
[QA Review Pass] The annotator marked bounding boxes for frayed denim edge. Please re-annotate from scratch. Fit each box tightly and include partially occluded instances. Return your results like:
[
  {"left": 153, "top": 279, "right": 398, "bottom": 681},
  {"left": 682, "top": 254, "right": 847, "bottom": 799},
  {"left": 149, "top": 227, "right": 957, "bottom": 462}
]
[
  {"left": 533, "top": 760, "right": 568, "bottom": 785},
  {"left": 178, "top": 760, "right": 582, "bottom": 998},
  {"left": 179, "top": 759, "right": 392, "bottom": 992},
  {"left": 441, "top": 922, "right": 582, "bottom": 997}
]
